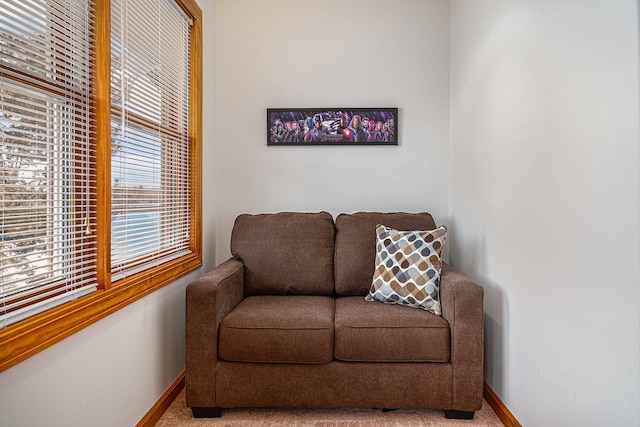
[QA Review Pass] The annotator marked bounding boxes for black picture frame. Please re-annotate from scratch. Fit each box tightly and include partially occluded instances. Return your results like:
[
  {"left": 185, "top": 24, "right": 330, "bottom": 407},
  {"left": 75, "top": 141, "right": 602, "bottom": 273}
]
[{"left": 267, "top": 108, "right": 398, "bottom": 146}]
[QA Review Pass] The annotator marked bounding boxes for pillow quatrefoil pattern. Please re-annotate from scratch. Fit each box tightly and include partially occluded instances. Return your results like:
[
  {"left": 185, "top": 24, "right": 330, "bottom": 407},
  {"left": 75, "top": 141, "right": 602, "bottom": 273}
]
[{"left": 366, "top": 224, "right": 447, "bottom": 315}]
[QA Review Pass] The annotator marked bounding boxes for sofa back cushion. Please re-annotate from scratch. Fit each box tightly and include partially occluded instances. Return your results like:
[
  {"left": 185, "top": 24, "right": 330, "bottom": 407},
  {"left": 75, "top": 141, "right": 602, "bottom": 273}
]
[
  {"left": 334, "top": 212, "right": 437, "bottom": 296},
  {"left": 231, "top": 212, "right": 335, "bottom": 295}
]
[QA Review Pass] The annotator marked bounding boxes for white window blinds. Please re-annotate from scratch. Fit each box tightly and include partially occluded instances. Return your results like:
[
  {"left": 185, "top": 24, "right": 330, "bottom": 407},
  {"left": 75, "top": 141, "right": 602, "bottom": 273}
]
[
  {"left": 0, "top": 0, "right": 97, "bottom": 328},
  {"left": 110, "top": 0, "right": 193, "bottom": 281}
]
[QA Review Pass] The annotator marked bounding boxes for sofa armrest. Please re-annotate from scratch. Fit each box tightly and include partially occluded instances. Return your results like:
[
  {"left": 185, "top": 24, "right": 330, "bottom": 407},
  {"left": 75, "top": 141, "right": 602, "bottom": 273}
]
[
  {"left": 186, "top": 257, "right": 245, "bottom": 408},
  {"left": 440, "top": 263, "right": 484, "bottom": 411}
]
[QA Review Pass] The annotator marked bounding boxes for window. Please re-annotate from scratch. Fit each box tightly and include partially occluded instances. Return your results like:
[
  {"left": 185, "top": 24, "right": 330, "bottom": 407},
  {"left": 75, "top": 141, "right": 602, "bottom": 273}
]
[
  {"left": 0, "top": 0, "right": 202, "bottom": 372},
  {"left": 1, "top": 0, "right": 97, "bottom": 328},
  {"left": 110, "top": 0, "right": 193, "bottom": 281}
]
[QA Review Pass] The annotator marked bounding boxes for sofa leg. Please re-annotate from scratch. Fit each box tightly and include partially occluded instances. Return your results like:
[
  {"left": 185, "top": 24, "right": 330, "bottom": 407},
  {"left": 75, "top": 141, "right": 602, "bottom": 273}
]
[
  {"left": 191, "top": 407, "right": 223, "bottom": 418},
  {"left": 444, "top": 410, "right": 475, "bottom": 420}
]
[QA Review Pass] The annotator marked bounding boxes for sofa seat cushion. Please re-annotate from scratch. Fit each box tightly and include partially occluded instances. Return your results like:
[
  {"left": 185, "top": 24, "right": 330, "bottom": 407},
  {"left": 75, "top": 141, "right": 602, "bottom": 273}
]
[
  {"left": 334, "top": 296, "right": 450, "bottom": 362},
  {"left": 219, "top": 295, "right": 335, "bottom": 364}
]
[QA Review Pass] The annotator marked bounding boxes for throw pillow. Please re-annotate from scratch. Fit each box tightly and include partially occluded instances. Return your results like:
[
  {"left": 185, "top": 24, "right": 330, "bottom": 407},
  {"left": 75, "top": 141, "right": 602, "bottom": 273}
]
[{"left": 365, "top": 224, "right": 447, "bottom": 315}]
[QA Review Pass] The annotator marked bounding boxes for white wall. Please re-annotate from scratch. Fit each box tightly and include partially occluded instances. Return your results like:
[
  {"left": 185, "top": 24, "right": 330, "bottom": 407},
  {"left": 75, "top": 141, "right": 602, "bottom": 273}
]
[
  {"left": 449, "top": 1, "right": 640, "bottom": 426},
  {"left": 0, "top": 3, "right": 218, "bottom": 427},
  {"left": 213, "top": 0, "right": 451, "bottom": 263},
  {"left": 0, "top": 279, "right": 194, "bottom": 427}
]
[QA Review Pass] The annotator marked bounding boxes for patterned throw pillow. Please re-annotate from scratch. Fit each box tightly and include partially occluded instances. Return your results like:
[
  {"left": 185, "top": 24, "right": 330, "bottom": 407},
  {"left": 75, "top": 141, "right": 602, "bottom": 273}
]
[{"left": 365, "top": 224, "right": 447, "bottom": 315}]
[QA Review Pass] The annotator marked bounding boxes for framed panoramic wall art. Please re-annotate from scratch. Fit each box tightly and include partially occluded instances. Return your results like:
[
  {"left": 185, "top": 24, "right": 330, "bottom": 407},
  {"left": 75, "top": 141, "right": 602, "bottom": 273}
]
[{"left": 267, "top": 108, "right": 398, "bottom": 146}]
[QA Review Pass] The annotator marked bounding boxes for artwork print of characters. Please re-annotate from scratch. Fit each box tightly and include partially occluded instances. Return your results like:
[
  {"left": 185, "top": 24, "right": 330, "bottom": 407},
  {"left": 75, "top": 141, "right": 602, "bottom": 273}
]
[
  {"left": 305, "top": 114, "right": 329, "bottom": 142},
  {"left": 385, "top": 117, "right": 395, "bottom": 142},
  {"left": 350, "top": 114, "right": 368, "bottom": 142},
  {"left": 270, "top": 119, "right": 285, "bottom": 143},
  {"left": 268, "top": 109, "right": 397, "bottom": 145},
  {"left": 335, "top": 112, "right": 357, "bottom": 142}
]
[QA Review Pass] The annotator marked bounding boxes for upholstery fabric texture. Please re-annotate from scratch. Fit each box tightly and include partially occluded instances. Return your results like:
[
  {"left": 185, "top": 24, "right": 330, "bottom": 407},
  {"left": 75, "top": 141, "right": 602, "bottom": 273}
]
[
  {"left": 219, "top": 295, "right": 335, "bottom": 364},
  {"left": 185, "top": 211, "right": 485, "bottom": 415},
  {"left": 231, "top": 211, "right": 335, "bottom": 295},
  {"left": 366, "top": 224, "right": 447, "bottom": 315},
  {"left": 185, "top": 258, "right": 245, "bottom": 407},
  {"left": 439, "top": 264, "right": 485, "bottom": 409},
  {"left": 215, "top": 360, "right": 453, "bottom": 409},
  {"left": 334, "top": 212, "right": 437, "bottom": 295},
  {"left": 334, "top": 296, "right": 450, "bottom": 362}
]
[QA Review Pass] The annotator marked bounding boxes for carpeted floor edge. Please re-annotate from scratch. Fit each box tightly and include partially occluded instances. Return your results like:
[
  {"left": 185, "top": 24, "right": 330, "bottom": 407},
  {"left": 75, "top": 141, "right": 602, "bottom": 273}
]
[{"left": 154, "top": 389, "right": 505, "bottom": 426}]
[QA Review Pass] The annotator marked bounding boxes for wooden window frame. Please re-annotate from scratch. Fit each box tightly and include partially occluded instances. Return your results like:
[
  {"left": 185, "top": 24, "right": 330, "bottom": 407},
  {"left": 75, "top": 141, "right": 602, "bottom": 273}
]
[{"left": 0, "top": 0, "right": 202, "bottom": 374}]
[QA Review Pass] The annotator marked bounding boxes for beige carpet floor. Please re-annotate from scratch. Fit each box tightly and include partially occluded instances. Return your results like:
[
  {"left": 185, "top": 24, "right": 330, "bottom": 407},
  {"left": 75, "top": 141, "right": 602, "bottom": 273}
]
[{"left": 155, "top": 389, "right": 505, "bottom": 427}]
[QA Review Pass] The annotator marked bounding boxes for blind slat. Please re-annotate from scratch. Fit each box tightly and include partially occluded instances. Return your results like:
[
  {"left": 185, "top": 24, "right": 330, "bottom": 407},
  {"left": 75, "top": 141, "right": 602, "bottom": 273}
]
[
  {"left": 1, "top": 0, "right": 98, "bottom": 328},
  {"left": 109, "top": 0, "right": 192, "bottom": 282}
]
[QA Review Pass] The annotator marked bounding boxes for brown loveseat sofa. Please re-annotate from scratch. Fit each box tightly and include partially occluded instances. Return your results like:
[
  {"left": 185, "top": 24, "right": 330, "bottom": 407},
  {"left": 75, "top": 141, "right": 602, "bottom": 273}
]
[{"left": 186, "top": 211, "right": 484, "bottom": 419}]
